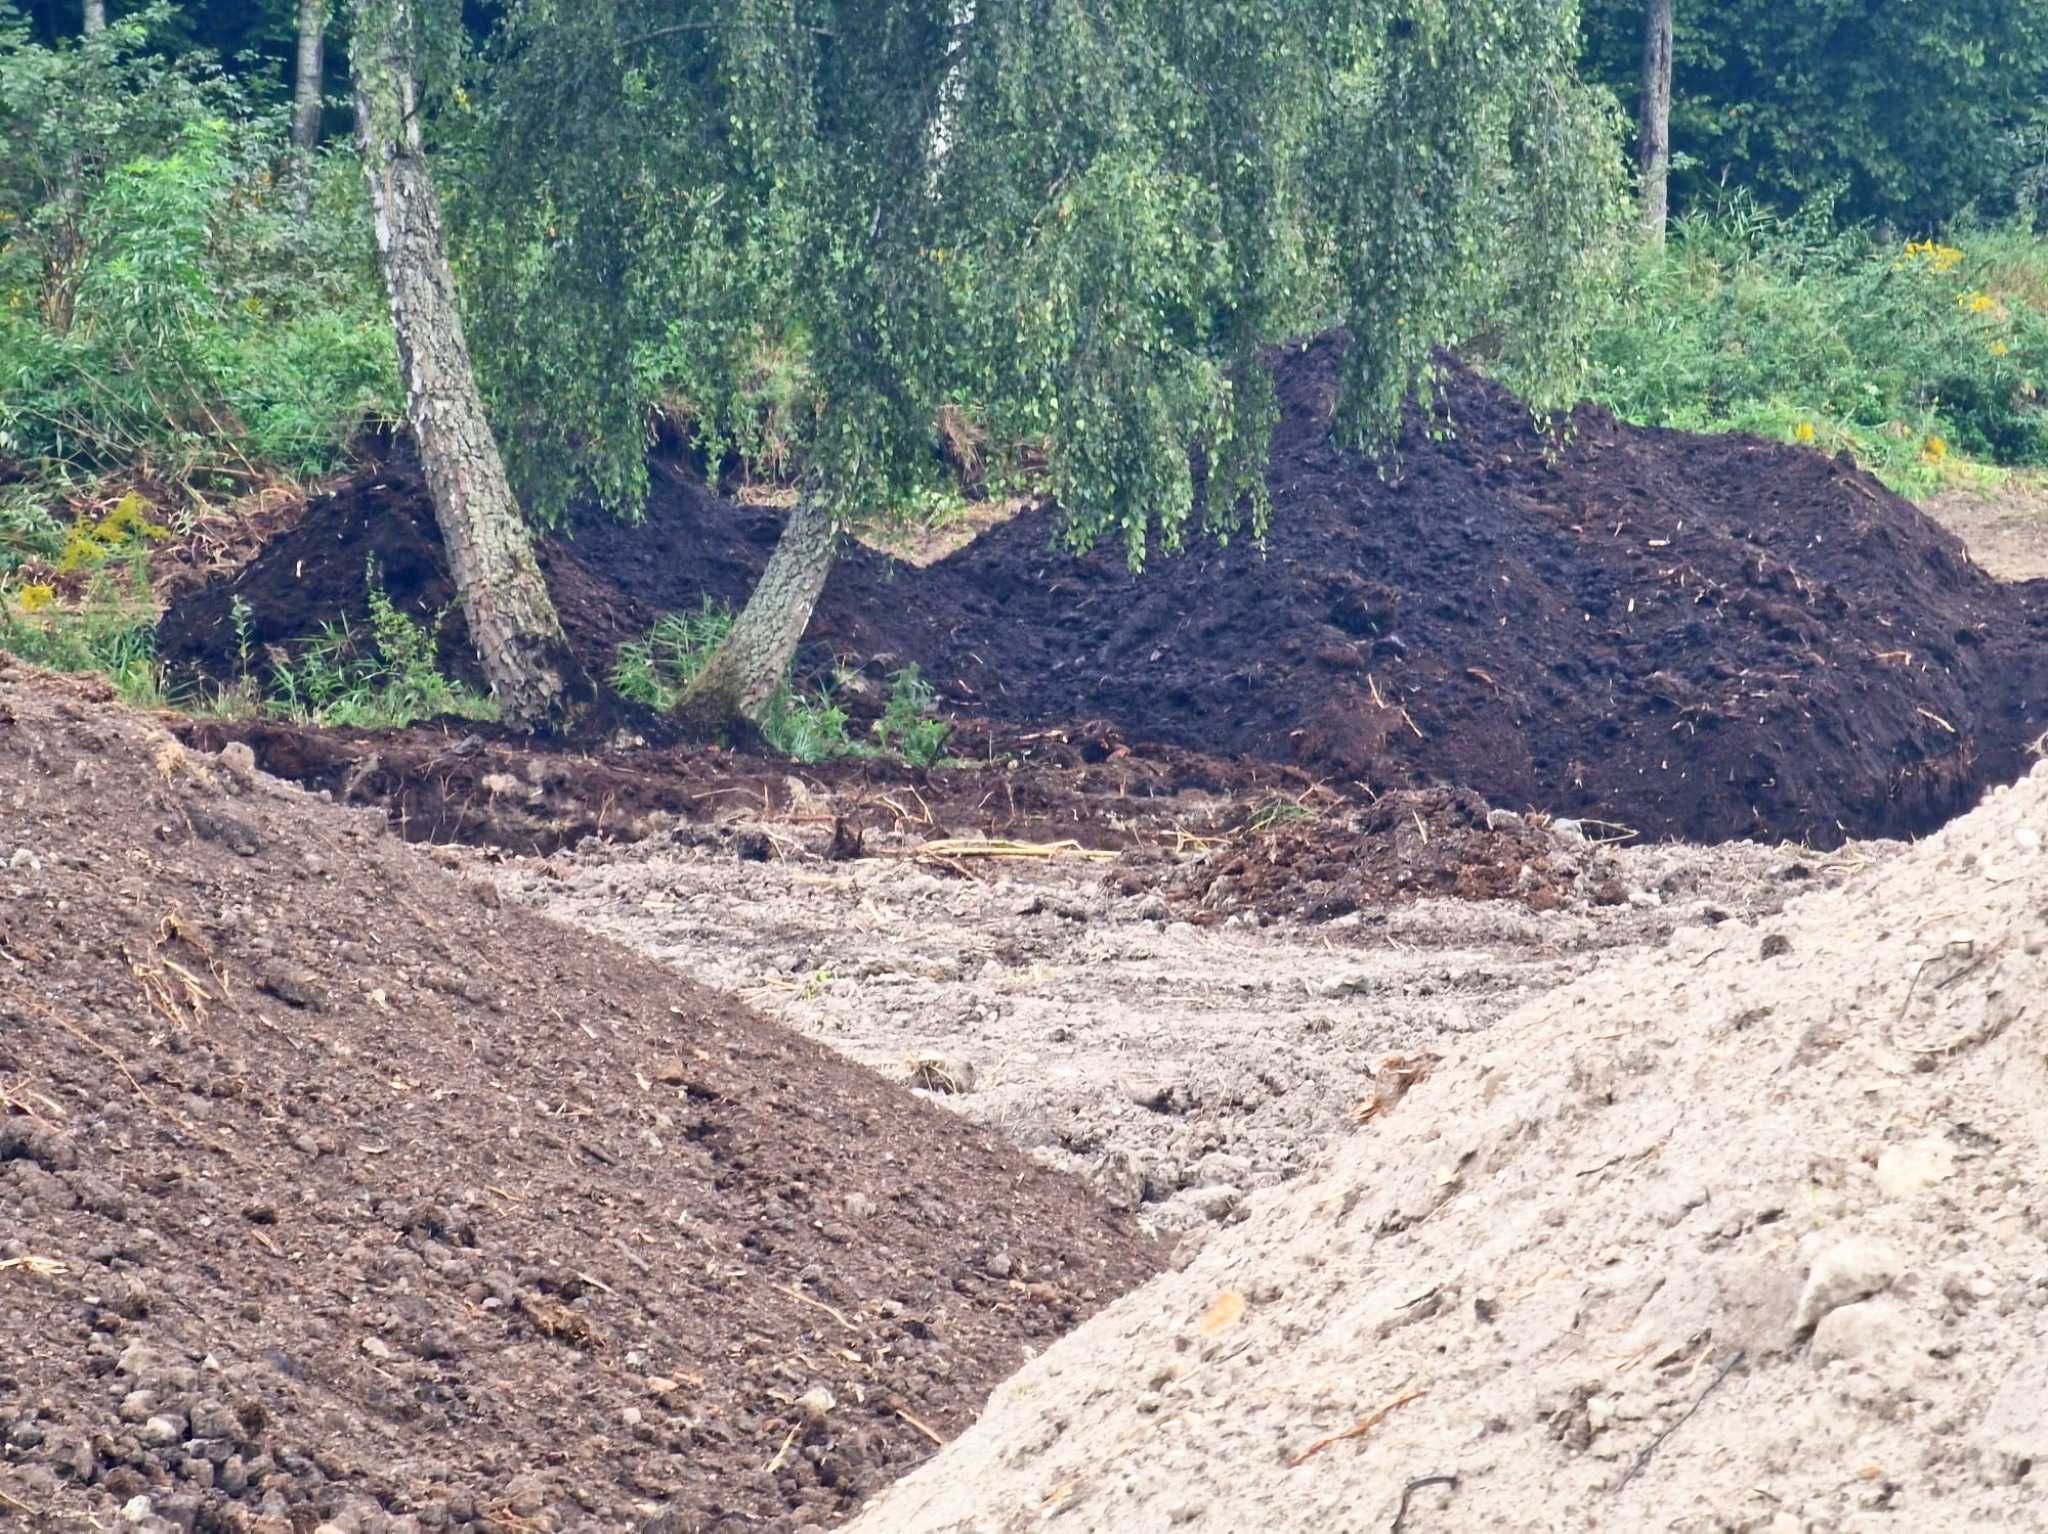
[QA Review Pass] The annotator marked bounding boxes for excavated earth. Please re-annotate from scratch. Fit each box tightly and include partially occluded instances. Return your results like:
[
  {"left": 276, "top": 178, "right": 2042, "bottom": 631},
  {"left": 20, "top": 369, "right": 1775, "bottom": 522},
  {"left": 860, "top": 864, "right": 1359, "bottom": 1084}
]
[
  {"left": 159, "top": 335, "right": 2048, "bottom": 848},
  {"left": 122, "top": 338, "right": 2048, "bottom": 1528},
  {"left": 845, "top": 759, "right": 2048, "bottom": 1534},
  {"left": 0, "top": 663, "right": 1158, "bottom": 1534}
]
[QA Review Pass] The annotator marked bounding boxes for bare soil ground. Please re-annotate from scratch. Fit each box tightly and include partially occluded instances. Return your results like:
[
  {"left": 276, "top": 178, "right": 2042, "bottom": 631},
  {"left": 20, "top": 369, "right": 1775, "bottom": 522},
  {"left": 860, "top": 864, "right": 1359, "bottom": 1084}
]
[
  {"left": 0, "top": 663, "right": 1157, "bottom": 1534},
  {"left": 468, "top": 779, "right": 1871, "bottom": 1237},
  {"left": 1925, "top": 476, "right": 2048, "bottom": 582},
  {"left": 849, "top": 761, "right": 2048, "bottom": 1534}
]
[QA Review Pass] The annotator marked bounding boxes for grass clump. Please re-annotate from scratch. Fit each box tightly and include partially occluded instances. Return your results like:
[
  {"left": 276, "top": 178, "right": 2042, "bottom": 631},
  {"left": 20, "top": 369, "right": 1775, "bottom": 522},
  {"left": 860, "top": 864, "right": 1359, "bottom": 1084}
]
[
  {"left": 1574, "top": 198, "right": 2048, "bottom": 496},
  {"left": 871, "top": 664, "right": 952, "bottom": 767},
  {"left": 223, "top": 561, "right": 495, "bottom": 730},
  {"left": 612, "top": 605, "right": 954, "bottom": 766},
  {"left": 609, "top": 597, "right": 855, "bottom": 761},
  {"left": 608, "top": 598, "right": 734, "bottom": 711}
]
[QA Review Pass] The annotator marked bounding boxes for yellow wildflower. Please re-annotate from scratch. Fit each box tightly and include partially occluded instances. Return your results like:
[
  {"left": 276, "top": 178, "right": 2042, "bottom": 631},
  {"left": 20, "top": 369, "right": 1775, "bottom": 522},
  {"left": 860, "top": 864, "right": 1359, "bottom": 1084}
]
[
  {"left": 1793, "top": 420, "right": 1816, "bottom": 444},
  {"left": 1992, "top": 340, "right": 2010, "bottom": 357},
  {"left": 1924, "top": 434, "right": 1949, "bottom": 463},
  {"left": 1900, "top": 240, "right": 1964, "bottom": 274},
  {"left": 17, "top": 584, "right": 56, "bottom": 613},
  {"left": 1958, "top": 290, "right": 1995, "bottom": 314}
]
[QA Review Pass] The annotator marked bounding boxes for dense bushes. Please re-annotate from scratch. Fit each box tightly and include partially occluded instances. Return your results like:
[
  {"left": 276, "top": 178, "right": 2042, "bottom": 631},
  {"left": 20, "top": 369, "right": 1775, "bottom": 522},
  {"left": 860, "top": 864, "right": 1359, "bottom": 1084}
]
[
  {"left": 1577, "top": 0, "right": 2048, "bottom": 231},
  {"left": 0, "top": 6, "right": 395, "bottom": 569},
  {"left": 1577, "top": 200, "right": 2048, "bottom": 493}
]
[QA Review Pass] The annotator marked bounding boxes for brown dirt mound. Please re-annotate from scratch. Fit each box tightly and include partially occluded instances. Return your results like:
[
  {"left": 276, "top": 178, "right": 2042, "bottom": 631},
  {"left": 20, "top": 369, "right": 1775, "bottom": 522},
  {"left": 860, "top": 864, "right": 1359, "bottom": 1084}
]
[
  {"left": 0, "top": 662, "right": 1156, "bottom": 1533},
  {"left": 156, "top": 335, "right": 2048, "bottom": 847},
  {"left": 840, "top": 337, "right": 2047, "bottom": 846},
  {"left": 1117, "top": 787, "right": 1575, "bottom": 924}
]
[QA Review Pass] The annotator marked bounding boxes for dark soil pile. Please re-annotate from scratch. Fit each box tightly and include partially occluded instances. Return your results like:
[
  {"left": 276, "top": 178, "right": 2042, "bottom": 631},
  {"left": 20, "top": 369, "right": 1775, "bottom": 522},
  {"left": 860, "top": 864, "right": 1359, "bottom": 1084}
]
[
  {"left": 844, "top": 337, "right": 2046, "bottom": 846},
  {"left": 0, "top": 663, "right": 1156, "bottom": 1534},
  {"left": 157, "top": 335, "right": 2048, "bottom": 847},
  {"left": 153, "top": 459, "right": 657, "bottom": 705}
]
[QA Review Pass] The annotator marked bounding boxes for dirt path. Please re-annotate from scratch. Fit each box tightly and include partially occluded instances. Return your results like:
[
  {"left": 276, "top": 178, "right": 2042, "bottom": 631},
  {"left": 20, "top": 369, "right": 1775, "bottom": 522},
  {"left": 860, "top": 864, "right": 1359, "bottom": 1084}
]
[
  {"left": 1925, "top": 477, "right": 2048, "bottom": 582},
  {"left": 489, "top": 805, "right": 1879, "bottom": 1236}
]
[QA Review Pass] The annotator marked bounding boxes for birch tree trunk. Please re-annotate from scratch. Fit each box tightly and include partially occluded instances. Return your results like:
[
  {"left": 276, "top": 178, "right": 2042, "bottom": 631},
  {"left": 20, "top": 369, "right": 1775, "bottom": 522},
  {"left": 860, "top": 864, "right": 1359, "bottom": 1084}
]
[
  {"left": 681, "top": 494, "right": 839, "bottom": 725},
  {"left": 83, "top": 1, "right": 105, "bottom": 33},
  {"left": 1639, "top": 0, "right": 1673, "bottom": 242},
  {"left": 350, "top": 0, "right": 589, "bottom": 730},
  {"left": 292, "top": 0, "right": 327, "bottom": 154}
]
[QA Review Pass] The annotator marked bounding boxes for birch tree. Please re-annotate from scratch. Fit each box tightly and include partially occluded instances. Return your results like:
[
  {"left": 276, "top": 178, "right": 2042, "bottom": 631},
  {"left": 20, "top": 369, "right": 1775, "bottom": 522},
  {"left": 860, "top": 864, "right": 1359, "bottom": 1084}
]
[
  {"left": 465, "top": 1, "right": 1622, "bottom": 728},
  {"left": 1639, "top": 0, "right": 1673, "bottom": 241},
  {"left": 349, "top": 0, "right": 590, "bottom": 728},
  {"left": 292, "top": 0, "right": 326, "bottom": 153}
]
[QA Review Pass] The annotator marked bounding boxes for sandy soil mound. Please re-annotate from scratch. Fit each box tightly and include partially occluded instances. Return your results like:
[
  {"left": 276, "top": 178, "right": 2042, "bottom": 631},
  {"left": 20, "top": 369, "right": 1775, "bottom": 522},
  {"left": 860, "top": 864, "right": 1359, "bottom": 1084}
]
[
  {"left": 846, "top": 761, "right": 2048, "bottom": 1533},
  {"left": 158, "top": 342, "right": 2046, "bottom": 848},
  {"left": 0, "top": 663, "right": 1157, "bottom": 1533}
]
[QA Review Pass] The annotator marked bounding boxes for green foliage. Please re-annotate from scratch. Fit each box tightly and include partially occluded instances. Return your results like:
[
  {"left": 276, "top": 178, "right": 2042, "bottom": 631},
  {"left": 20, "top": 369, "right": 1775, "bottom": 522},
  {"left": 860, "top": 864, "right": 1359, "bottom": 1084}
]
[
  {"left": 0, "top": 550, "right": 161, "bottom": 704},
  {"left": 1578, "top": 0, "right": 2048, "bottom": 230},
  {"left": 757, "top": 684, "right": 856, "bottom": 766},
  {"left": 871, "top": 664, "right": 950, "bottom": 768},
  {"left": 609, "top": 605, "right": 960, "bottom": 765},
  {"left": 223, "top": 561, "right": 491, "bottom": 729},
  {"left": 610, "top": 600, "right": 861, "bottom": 759},
  {"left": 0, "top": 5, "right": 396, "bottom": 525},
  {"left": 461, "top": 0, "right": 1623, "bottom": 566},
  {"left": 254, "top": 560, "right": 496, "bottom": 728},
  {"left": 1576, "top": 199, "right": 2048, "bottom": 494},
  {"left": 607, "top": 598, "right": 736, "bottom": 711}
]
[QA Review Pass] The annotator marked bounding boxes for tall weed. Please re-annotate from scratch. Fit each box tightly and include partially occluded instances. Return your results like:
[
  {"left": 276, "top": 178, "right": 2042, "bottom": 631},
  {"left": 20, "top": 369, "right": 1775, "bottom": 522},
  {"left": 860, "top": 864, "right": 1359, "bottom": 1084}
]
[{"left": 1575, "top": 196, "right": 2048, "bottom": 494}]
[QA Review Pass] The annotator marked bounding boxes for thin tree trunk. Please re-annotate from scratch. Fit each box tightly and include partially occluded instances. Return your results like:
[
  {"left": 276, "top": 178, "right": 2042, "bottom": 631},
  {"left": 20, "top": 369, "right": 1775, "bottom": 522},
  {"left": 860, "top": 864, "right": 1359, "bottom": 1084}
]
[
  {"left": 350, "top": 0, "right": 590, "bottom": 730},
  {"left": 681, "top": 494, "right": 839, "bottom": 725},
  {"left": 292, "top": 0, "right": 327, "bottom": 154},
  {"left": 56, "top": 2, "right": 108, "bottom": 327},
  {"left": 1638, "top": 0, "right": 1673, "bottom": 242}
]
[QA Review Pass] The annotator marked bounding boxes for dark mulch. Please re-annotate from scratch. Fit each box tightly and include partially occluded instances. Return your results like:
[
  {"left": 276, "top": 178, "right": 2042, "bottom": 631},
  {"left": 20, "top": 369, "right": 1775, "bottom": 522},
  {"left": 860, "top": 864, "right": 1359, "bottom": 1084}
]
[
  {"left": 0, "top": 662, "right": 1158, "bottom": 1534},
  {"left": 1111, "top": 786, "right": 1575, "bottom": 924},
  {"left": 155, "top": 333, "right": 2048, "bottom": 848},
  {"left": 831, "top": 336, "right": 2046, "bottom": 846}
]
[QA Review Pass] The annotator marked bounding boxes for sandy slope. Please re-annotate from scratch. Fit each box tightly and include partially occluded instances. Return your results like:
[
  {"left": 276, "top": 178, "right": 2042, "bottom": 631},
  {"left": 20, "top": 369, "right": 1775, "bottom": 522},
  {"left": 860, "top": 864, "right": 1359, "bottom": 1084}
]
[{"left": 848, "top": 765, "right": 2048, "bottom": 1533}]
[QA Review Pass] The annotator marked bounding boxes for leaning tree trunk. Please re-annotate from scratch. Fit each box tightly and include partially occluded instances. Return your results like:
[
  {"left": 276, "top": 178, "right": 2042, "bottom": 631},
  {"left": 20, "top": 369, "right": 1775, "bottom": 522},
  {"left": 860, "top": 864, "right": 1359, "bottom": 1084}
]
[
  {"left": 291, "top": 0, "right": 327, "bottom": 154},
  {"left": 350, "top": 0, "right": 589, "bottom": 730},
  {"left": 681, "top": 494, "right": 839, "bottom": 726},
  {"left": 83, "top": 0, "right": 105, "bottom": 33},
  {"left": 1639, "top": 0, "right": 1673, "bottom": 243}
]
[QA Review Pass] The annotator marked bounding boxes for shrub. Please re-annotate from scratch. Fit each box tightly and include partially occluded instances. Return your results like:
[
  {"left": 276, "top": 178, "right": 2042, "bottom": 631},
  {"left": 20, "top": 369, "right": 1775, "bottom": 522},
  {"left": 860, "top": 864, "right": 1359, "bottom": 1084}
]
[
  {"left": 1574, "top": 199, "right": 2048, "bottom": 493},
  {"left": 258, "top": 561, "right": 495, "bottom": 729},
  {"left": 610, "top": 604, "right": 963, "bottom": 765},
  {"left": 871, "top": 665, "right": 952, "bottom": 768},
  {"left": 0, "top": 5, "right": 396, "bottom": 549}
]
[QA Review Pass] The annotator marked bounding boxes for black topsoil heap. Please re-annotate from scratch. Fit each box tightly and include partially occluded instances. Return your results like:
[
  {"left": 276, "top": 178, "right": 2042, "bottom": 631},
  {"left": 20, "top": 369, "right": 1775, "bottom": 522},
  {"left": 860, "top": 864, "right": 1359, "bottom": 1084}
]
[{"left": 159, "top": 333, "right": 2047, "bottom": 847}]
